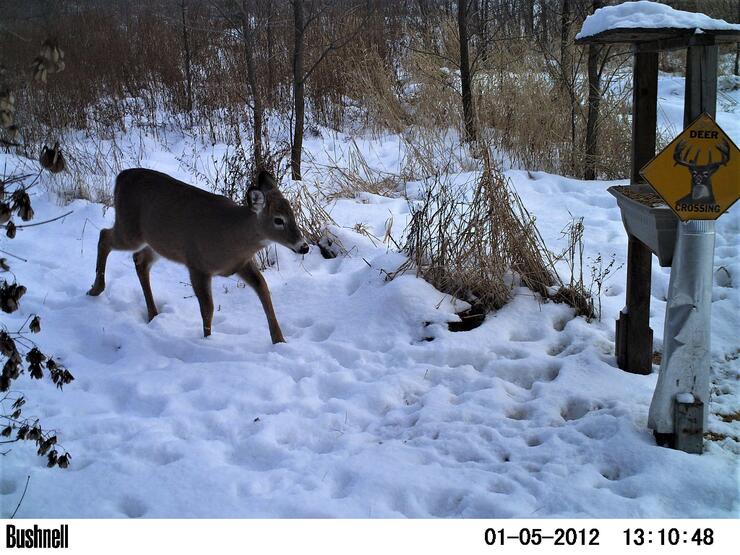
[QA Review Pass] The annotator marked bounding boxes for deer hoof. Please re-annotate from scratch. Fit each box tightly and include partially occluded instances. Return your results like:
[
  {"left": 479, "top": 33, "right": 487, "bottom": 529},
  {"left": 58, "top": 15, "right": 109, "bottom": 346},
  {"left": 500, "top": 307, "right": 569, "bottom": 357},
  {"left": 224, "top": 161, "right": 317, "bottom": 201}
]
[{"left": 87, "top": 283, "right": 104, "bottom": 296}]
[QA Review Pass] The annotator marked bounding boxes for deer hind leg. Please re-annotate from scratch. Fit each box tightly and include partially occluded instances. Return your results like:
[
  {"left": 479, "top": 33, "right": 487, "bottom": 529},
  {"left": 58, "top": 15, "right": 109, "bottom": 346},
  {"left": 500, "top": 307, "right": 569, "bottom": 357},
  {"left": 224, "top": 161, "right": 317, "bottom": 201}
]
[
  {"left": 238, "top": 261, "right": 286, "bottom": 344},
  {"left": 188, "top": 268, "right": 214, "bottom": 337},
  {"left": 133, "top": 247, "right": 159, "bottom": 322}
]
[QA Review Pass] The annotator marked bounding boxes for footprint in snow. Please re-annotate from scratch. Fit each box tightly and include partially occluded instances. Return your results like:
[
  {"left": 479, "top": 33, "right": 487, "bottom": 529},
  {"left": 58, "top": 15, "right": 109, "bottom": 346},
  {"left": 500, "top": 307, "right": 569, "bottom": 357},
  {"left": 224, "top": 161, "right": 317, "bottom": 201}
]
[
  {"left": 0, "top": 479, "right": 17, "bottom": 495},
  {"left": 488, "top": 479, "right": 516, "bottom": 495},
  {"left": 294, "top": 317, "right": 314, "bottom": 329},
  {"left": 561, "top": 398, "right": 601, "bottom": 422},
  {"left": 600, "top": 465, "right": 623, "bottom": 481},
  {"left": 308, "top": 323, "right": 335, "bottom": 342},
  {"left": 526, "top": 435, "right": 544, "bottom": 447},
  {"left": 496, "top": 346, "right": 529, "bottom": 360},
  {"left": 552, "top": 312, "right": 578, "bottom": 331},
  {"left": 496, "top": 361, "right": 561, "bottom": 390},
  {"left": 119, "top": 496, "right": 148, "bottom": 518},
  {"left": 330, "top": 471, "right": 355, "bottom": 499},
  {"left": 506, "top": 406, "right": 529, "bottom": 421},
  {"left": 575, "top": 415, "right": 618, "bottom": 440},
  {"left": 547, "top": 341, "right": 585, "bottom": 358}
]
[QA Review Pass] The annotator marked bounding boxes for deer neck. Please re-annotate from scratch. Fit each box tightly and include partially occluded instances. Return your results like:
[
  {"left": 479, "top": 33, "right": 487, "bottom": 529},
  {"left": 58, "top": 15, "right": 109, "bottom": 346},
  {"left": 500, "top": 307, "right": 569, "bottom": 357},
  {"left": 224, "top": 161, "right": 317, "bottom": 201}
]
[{"left": 233, "top": 205, "right": 270, "bottom": 249}]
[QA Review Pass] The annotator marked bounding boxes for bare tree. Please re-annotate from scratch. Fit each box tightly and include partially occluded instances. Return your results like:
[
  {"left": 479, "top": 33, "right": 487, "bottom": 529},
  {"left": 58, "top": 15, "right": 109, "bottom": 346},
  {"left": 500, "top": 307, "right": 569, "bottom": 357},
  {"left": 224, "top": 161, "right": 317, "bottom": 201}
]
[
  {"left": 291, "top": 0, "right": 306, "bottom": 180},
  {"left": 212, "top": 0, "right": 267, "bottom": 169},
  {"left": 289, "top": 0, "right": 369, "bottom": 180},
  {"left": 584, "top": 0, "right": 604, "bottom": 180},
  {"left": 239, "top": 0, "right": 264, "bottom": 168},
  {"left": 458, "top": 0, "right": 477, "bottom": 144},
  {"left": 180, "top": 0, "right": 194, "bottom": 121}
]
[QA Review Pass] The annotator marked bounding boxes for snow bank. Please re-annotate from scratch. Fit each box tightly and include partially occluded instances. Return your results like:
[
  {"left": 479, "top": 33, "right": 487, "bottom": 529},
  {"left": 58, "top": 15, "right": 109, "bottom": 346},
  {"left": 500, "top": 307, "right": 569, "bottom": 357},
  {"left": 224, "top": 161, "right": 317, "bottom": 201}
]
[{"left": 577, "top": 1, "right": 740, "bottom": 40}]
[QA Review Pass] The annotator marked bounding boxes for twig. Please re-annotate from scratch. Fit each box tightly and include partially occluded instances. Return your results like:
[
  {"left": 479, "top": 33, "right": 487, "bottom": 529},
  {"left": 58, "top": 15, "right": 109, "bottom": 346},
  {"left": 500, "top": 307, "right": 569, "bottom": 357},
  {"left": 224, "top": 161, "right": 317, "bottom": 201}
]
[
  {"left": 11, "top": 475, "right": 30, "bottom": 519},
  {"left": 2, "top": 210, "right": 73, "bottom": 229},
  {"left": 0, "top": 248, "right": 28, "bottom": 262}
]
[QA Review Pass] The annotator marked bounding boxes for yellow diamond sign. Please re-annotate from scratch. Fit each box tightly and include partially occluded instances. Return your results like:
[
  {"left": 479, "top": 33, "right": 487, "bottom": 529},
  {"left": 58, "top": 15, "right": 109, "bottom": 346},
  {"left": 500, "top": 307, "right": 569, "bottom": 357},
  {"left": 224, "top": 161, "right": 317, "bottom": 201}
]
[{"left": 641, "top": 113, "right": 740, "bottom": 221}]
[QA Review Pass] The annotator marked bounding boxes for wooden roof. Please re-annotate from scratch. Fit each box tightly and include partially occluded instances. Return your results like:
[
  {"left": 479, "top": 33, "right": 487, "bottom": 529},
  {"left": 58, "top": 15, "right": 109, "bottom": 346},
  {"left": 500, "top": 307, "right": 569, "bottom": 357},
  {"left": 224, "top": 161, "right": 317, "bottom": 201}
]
[{"left": 576, "top": 27, "right": 740, "bottom": 51}]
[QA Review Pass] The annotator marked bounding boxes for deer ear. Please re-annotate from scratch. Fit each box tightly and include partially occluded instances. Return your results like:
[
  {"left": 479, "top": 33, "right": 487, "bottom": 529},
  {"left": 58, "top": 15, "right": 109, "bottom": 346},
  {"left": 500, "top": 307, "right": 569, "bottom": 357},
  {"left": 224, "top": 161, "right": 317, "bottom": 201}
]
[
  {"left": 247, "top": 187, "right": 265, "bottom": 213},
  {"left": 257, "top": 170, "right": 277, "bottom": 192}
]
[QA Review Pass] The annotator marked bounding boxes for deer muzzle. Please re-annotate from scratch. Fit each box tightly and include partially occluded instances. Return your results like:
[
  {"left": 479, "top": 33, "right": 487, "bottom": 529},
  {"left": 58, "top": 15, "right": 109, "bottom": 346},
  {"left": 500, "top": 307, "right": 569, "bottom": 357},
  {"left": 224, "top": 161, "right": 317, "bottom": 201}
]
[{"left": 293, "top": 240, "right": 310, "bottom": 255}]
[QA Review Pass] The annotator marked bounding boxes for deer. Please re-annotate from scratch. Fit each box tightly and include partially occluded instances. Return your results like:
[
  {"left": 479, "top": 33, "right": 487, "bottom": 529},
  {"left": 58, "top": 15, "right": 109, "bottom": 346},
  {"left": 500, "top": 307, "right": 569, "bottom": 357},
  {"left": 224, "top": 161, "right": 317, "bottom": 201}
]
[
  {"left": 87, "top": 168, "right": 309, "bottom": 344},
  {"left": 672, "top": 138, "right": 730, "bottom": 206}
]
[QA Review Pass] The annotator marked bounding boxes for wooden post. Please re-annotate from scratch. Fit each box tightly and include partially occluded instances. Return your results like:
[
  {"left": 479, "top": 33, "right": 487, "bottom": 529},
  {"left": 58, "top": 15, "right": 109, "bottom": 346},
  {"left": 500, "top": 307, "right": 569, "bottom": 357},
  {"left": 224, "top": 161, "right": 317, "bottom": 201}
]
[
  {"left": 616, "top": 50, "right": 657, "bottom": 375},
  {"left": 684, "top": 44, "right": 717, "bottom": 124}
]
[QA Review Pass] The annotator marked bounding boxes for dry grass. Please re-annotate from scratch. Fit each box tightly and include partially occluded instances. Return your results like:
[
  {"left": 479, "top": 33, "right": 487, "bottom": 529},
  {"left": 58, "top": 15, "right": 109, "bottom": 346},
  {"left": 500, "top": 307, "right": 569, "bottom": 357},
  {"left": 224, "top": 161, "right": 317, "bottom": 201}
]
[
  {"left": 284, "top": 180, "right": 346, "bottom": 259},
  {"left": 398, "top": 153, "right": 557, "bottom": 312},
  {"left": 306, "top": 139, "right": 400, "bottom": 201},
  {"left": 475, "top": 54, "right": 633, "bottom": 180}
]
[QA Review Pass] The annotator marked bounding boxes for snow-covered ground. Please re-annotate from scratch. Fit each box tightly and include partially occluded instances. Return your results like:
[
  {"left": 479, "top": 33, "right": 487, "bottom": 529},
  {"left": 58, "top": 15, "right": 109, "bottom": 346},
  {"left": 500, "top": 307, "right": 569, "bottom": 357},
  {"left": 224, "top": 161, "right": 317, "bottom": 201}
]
[{"left": 0, "top": 72, "right": 737, "bottom": 518}]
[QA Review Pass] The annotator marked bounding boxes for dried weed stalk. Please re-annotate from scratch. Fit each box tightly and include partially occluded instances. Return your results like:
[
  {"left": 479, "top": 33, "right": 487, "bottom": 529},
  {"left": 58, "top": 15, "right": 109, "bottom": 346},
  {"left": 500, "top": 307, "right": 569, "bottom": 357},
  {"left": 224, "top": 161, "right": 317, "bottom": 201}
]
[
  {"left": 284, "top": 181, "right": 346, "bottom": 259},
  {"left": 306, "top": 140, "right": 400, "bottom": 201},
  {"left": 400, "top": 155, "right": 557, "bottom": 311}
]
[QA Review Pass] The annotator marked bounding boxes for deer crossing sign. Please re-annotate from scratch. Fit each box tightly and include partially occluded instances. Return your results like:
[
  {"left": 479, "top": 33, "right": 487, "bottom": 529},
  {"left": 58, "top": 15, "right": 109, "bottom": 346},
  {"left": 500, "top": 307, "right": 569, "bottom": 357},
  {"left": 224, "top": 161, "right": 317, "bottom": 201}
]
[{"left": 641, "top": 113, "right": 740, "bottom": 221}]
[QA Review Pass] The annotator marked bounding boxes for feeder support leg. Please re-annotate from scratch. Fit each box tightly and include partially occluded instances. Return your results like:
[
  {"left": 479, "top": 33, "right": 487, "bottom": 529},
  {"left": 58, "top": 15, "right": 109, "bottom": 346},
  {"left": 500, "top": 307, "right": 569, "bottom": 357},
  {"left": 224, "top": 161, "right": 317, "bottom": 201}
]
[
  {"left": 616, "top": 50, "right": 657, "bottom": 375},
  {"left": 648, "top": 45, "right": 718, "bottom": 452}
]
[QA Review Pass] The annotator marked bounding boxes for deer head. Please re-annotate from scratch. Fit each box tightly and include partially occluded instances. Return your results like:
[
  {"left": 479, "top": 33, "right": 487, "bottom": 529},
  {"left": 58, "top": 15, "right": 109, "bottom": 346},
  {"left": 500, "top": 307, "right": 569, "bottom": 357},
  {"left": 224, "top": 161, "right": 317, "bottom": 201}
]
[
  {"left": 672, "top": 139, "right": 730, "bottom": 203},
  {"left": 247, "top": 171, "right": 309, "bottom": 254}
]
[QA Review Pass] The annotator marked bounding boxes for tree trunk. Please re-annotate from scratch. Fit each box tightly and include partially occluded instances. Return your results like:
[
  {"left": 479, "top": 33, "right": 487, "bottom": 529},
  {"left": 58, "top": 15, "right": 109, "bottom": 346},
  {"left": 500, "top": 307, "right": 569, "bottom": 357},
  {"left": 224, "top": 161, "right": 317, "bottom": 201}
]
[
  {"left": 478, "top": 0, "right": 489, "bottom": 64},
  {"left": 539, "top": 0, "right": 548, "bottom": 43},
  {"left": 560, "top": 0, "right": 576, "bottom": 171},
  {"left": 180, "top": 0, "right": 193, "bottom": 123},
  {"left": 584, "top": 0, "right": 604, "bottom": 180},
  {"left": 265, "top": 0, "right": 275, "bottom": 106},
  {"left": 291, "top": 0, "right": 305, "bottom": 180},
  {"left": 241, "top": 0, "right": 263, "bottom": 169},
  {"left": 524, "top": 0, "right": 534, "bottom": 35},
  {"left": 458, "top": 0, "right": 477, "bottom": 144},
  {"left": 559, "top": 0, "right": 571, "bottom": 91}
]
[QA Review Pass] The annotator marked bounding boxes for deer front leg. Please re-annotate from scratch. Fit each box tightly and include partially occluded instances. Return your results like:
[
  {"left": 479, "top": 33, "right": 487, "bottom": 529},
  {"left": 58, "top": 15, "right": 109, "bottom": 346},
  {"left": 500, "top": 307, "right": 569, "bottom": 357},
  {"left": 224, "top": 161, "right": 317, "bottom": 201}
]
[
  {"left": 188, "top": 268, "right": 214, "bottom": 337},
  {"left": 238, "top": 261, "right": 286, "bottom": 344},
  {"left": 87, "top": 228, "right": 114, "bottom": 296}
]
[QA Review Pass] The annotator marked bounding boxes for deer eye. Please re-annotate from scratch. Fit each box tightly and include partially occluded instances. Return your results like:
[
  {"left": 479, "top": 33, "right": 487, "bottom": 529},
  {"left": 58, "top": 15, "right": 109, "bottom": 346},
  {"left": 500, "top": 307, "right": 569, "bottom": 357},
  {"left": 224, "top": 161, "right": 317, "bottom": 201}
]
[{"left": 273, "top": 217, "right": 285, "bottom": 227}]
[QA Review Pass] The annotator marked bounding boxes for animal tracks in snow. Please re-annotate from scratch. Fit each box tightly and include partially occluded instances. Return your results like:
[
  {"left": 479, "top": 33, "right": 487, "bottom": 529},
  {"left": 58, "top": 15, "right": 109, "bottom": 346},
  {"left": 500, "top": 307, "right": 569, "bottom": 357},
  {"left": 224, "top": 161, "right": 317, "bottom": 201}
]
[
  {"left": 119, "top": 496, "right": 148, "bottom": 518},
  {"left": 6, "top": 150, "right": 737, "bottom": 518},
  {"left": 493, "top": 360, "right": 562, "bottom": 391}
]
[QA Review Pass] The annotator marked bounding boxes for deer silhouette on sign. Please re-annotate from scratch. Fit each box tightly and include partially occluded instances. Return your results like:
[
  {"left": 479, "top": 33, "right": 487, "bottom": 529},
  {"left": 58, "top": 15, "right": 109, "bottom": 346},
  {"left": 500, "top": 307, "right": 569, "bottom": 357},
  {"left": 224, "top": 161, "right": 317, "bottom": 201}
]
[{"left": 673, "top": 138, "right": 730, "bottom": 206}]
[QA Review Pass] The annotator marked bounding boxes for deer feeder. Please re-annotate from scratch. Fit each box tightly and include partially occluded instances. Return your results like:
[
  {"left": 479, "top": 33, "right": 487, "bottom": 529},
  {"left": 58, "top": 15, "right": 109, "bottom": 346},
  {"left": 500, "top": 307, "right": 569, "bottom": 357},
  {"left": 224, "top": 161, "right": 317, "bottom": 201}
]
[{"left": 577, "top": 8, "right": 740, "bottom": 454}]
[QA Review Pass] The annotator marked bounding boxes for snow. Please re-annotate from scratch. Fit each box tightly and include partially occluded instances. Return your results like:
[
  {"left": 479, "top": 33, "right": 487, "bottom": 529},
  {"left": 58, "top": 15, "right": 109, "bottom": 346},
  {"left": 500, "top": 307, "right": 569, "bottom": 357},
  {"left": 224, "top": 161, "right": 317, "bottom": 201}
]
[
  {"left": 0, "top": 73, "right": 738, "bottom": 519},
  {"left": 577, "top": 1, "right": 740, "bottom": 40},
  {"left": 676, "top": 393, "right": 696, "bottom": 404}
]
